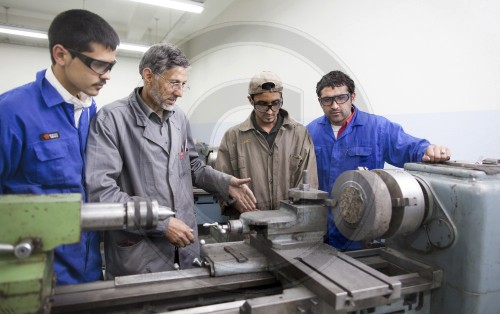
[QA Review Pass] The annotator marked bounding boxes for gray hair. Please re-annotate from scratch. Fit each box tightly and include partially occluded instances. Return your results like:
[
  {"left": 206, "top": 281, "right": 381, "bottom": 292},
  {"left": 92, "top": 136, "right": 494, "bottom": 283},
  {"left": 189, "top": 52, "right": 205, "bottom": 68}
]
[{"left": 139, "top": 43, "right": 190, "bottom": 76}]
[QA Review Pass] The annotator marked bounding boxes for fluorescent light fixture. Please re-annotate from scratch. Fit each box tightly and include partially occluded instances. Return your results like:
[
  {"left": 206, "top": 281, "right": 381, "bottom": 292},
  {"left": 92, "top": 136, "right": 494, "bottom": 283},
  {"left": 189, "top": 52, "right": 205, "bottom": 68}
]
[
  {"left": 0, "top": 25, "right": 150, "bottom": 53},
  {"left": 129, "top": 0, "right": 204, "bottom": 13},
  {"left": 118, "top": 43, "right": 150, "bottom": 53},
  {"left": 0, "top": 25, "right": 47, "bottom": 39}
]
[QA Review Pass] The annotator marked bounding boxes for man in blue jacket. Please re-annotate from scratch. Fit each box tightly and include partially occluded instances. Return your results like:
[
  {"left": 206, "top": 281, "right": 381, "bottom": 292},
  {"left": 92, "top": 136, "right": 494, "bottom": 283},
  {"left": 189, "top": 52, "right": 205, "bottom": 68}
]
[
  {"left": 0, "top": 9, "right": 119, "bottom": 284},
  {"left": 307, "top": 70, "right": 451, "bottom": 251}
]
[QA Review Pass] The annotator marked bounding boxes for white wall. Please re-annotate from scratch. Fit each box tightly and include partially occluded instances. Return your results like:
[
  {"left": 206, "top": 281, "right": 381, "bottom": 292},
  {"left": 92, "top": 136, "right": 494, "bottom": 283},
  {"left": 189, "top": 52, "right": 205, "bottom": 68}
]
[
  {"left": 209, "top": 0, "right": 500, "bottom": 115},
  {"left": 0, "top": 43, "right": 141, "bottom": 106},
  {"left": 179, "top": 0, "right": 500, "bottom": 161},
  {"left": 1, "top": 0, "right": 499, "bottom": 161}
]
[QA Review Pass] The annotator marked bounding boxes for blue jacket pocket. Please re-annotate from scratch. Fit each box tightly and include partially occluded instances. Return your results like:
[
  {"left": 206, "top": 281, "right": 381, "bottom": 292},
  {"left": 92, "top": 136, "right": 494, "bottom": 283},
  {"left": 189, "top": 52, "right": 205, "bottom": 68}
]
[
  {"left": 346, "top": 146, "right": 372, "bottom": 157},
  {"left": 31, "top": 140, "right": 69, "bottom": 185}
]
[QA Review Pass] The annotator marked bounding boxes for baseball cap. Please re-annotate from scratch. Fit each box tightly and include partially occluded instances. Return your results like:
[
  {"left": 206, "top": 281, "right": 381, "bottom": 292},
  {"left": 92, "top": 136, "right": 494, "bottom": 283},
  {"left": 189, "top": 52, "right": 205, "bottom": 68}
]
[{"left": 248, "top": 71, "right": 283, "bottom": 95}]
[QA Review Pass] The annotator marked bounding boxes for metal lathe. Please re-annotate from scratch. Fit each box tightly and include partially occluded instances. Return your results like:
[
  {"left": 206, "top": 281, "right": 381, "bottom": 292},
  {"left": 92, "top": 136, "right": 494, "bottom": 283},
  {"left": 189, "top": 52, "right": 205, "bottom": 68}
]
[{"left": 1, "top": 160, "right": 499, "bottom": 313}]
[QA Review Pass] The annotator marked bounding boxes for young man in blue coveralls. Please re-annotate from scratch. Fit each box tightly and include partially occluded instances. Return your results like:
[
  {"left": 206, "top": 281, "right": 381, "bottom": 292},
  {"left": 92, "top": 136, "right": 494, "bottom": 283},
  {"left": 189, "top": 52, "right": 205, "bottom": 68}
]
[
  {"left": 307, "top": 70, "right": 451, "bottom": 251},
  {"left": 0, "top": 9, "right": 119, "bottom": 284}
]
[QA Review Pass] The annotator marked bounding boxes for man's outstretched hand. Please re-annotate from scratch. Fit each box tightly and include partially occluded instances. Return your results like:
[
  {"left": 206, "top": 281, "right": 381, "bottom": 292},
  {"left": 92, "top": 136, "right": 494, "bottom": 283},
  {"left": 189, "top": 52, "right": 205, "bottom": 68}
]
[{"left": 228, "top": 177, "right": 258, "bottom": 213}]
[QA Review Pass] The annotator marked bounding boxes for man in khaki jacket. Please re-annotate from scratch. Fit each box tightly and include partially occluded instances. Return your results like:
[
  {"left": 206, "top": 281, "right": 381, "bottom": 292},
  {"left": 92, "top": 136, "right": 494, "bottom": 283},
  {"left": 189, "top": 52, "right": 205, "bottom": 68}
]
[{"left": 215, "top": 71, "right": 318, "bottom": 218}]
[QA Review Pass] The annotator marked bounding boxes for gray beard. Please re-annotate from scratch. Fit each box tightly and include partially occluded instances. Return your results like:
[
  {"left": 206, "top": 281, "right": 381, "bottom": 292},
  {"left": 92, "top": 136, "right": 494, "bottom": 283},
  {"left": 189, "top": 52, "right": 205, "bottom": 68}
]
[
  {"left": 149, "top": 87, "right": 174, "bottom": 112},
  {"left": 163, "top": 104, "right": 174, "bottom": 111}
]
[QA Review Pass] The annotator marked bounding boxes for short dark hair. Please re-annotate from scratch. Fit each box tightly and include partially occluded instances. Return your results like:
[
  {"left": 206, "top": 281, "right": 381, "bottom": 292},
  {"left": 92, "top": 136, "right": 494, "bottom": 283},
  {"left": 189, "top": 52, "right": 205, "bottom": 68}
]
[
  {"left": 48, "top": 9, "right": 120, "bottom": 64},
  {"left": 139, "top": 43, "right": 190, "bottom": 76},
  {"left": 316, "top": 70, "right": 355, "bottom": 97}
]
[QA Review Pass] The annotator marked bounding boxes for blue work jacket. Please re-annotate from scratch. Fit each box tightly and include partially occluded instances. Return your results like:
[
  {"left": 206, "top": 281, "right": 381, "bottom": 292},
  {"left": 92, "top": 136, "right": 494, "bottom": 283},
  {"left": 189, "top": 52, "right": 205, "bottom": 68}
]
[
  {"left": 307, "top": 105, "right": 429, "bottom": 250},
  {"left": 0, "top": 70, "right": 102, "bottom": 284}
]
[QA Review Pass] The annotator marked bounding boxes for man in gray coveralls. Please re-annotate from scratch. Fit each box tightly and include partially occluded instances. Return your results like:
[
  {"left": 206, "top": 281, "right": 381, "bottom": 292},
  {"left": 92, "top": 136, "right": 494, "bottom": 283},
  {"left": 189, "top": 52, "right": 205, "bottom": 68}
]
[{"left": 86, "top": 43, "right": 257, "bottom": 278}]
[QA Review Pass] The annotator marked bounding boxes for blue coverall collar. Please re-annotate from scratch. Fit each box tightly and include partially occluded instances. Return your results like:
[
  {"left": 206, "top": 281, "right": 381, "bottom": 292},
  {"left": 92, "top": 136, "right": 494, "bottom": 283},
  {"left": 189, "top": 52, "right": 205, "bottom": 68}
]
[{"left": 37, "top": 69, "right": 66, "bottom": 109}]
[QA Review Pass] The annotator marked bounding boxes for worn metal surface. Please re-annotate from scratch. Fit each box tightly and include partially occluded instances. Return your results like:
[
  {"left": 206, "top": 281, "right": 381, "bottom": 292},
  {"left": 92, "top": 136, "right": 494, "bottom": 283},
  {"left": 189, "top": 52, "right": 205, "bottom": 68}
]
[
  {"left": 201, "top": 241, "right": 269, "bottom": 277},
  {"left": 228, "top": 198, "right": 327, "bottom": 249},
  {"left": 288, "top": 187, "right": 329, "bottom": 202},
  {"left": 391, "top": 162, "right": 500, "bottom": 314},
  {"left": 53, "top": 271, "right": 279, "bottom": 313},
  {"left": 248, "top": 236, "right": 411, "bottom": 312},
  {"left": 239, "top": 209, "right": 297, "bottom": 228}
]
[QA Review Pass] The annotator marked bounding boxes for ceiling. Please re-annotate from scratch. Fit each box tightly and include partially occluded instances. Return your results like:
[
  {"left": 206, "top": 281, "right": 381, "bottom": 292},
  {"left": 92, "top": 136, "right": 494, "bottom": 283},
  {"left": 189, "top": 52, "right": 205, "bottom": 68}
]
[{"left": 0, "top": 0, "right": 235, "bottom": 56}]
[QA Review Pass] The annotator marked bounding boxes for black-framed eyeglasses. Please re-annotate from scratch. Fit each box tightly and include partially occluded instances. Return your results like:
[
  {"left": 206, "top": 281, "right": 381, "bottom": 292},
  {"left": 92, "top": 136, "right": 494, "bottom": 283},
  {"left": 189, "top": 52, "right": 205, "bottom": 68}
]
[
  {"left": 319, "top": 94, "right": 351, "bottom": 107},
  {"left": 252, "top": 99, "right": 283, "bottom": 113},
  {"left": 67, "top": 48, "right": 117, "bottom": 75},
  {"left": 158, "top": 75, "right": 190, "bottom": 91}
]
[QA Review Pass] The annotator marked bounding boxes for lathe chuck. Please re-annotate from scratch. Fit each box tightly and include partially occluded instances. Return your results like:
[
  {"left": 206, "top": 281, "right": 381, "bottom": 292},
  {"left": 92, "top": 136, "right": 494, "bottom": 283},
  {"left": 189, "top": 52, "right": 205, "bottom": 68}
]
[
  {"left": 332, "top": 169, "right": 426, "bottom": 241},
  {"left": 332, "top": 170, "right": 392, "bottom": 241}
]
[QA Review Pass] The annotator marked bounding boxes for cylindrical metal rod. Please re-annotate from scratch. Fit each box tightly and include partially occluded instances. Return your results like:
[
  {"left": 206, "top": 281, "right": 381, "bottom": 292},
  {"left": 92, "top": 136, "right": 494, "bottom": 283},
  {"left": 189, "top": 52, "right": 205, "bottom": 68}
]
[
  {"left": 80, "top": 203, "right": 126, "bottom": 231},
  {"left": 81, "top": 201, "right": 174, "bottom": 231},
  {"left": 227, "top": 219, "right": 250, "bottom": 234}
]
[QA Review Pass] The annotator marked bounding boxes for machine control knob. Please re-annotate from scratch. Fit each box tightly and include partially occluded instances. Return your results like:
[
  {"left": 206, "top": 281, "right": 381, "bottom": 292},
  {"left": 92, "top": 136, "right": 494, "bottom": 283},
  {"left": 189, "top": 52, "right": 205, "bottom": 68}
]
[
  {"left": 14, "top": 240, "right": 33, "bottom": 259},
  {"left": 0, "top": 240, "right": 34, "bottom": 259},
  {"left": 202, "top": 222, "right": 227, "bottom": 234}
]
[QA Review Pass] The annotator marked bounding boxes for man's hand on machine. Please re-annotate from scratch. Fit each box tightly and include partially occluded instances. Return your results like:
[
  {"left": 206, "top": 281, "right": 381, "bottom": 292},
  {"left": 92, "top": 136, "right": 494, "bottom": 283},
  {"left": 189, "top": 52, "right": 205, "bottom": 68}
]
[{"left": 165, "top": 217, "right": 195, "bottom": 248}]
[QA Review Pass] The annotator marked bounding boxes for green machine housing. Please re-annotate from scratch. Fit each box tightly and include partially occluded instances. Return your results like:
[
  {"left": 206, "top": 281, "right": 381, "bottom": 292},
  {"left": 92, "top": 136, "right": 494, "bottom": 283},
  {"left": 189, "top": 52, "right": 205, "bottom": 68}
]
[{"left": 0, "top": 194, "right": 82, "bottom": 314}]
